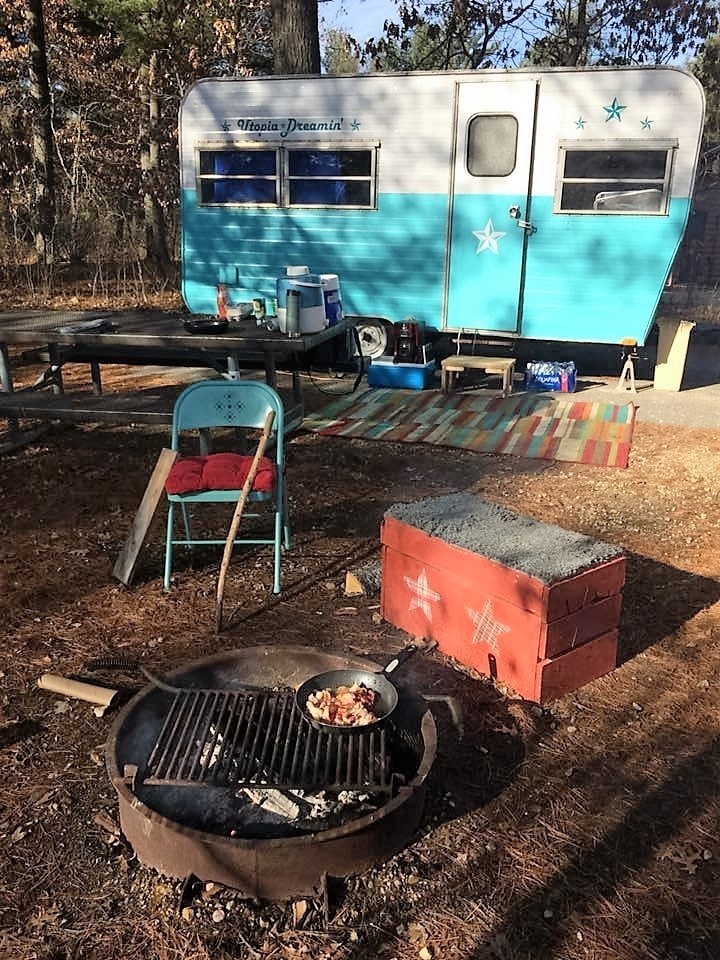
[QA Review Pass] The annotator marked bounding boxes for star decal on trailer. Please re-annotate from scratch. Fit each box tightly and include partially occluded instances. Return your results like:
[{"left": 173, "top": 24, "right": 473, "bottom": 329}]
[
  {"left": 351, "top": 119, "right": 361, "bottom": 130},
  {"left": 404, "top": 569, "right": 442, "bottom": 620},
  {"left": 466, "top": 600, "right": 510, "bottom": 652},
  {"left": 473, "top": 219, "right": 506, "bottom": 255},
  {"left": 575, "top": 117, "right": 587, "bottom": 129},
  {"left": 604, "top": 97, "right": 626, "bottom": 122},
  {"left": 641, "top": 117, "right": 653, "bottom": 130}
]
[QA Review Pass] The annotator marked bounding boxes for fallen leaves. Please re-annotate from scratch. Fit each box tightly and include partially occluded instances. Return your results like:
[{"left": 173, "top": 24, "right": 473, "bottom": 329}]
[{"left": 658, "top": 840, "right": 713, "bottom": 875}]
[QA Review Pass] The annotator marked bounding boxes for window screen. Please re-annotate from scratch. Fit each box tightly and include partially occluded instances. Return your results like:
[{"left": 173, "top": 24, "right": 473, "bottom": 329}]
[
  {"left": 556, "top": 142, "right": 675, "bottom": 214},
  {"left": 287, "top": 149, "right": 374, "bottom": 207},
  {"left": 197, "top": 149, "right": 278, "bottom": 205},
  {"left": 196, "top": 145, "right": 376, "bottom": 208},
  {"left": 467, "top": 115, "right": 518, "bottom": 177}
]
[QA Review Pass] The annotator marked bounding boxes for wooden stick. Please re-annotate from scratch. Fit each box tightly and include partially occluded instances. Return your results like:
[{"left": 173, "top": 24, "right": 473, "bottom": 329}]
[
  {"left": 215, "top": 409, "right": 276, "bottom": 632},
  {"left": 37, "top": 674, "right": 118, "bottom": 708}
]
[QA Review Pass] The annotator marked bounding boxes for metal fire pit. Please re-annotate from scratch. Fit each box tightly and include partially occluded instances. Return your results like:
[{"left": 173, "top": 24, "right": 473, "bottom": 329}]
[{"left": 105, "top": 646, "right": 437, "bottom": 900}]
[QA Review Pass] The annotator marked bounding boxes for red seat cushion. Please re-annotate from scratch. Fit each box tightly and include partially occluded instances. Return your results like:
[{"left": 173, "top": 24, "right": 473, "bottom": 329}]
[
  {"left": 165, "top": 453, "right": 276, "bottom": 495},
  {"left": 165, "top": 456, "right": 206, "bottom": 495},
  {"left": 202, "top": 452, "right": 276, "bottom": 492}
]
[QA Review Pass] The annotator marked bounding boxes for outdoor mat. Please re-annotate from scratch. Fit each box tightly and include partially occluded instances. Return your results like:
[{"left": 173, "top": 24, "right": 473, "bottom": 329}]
[{"left": 303, "top": 388, "right": 637, "bottom": 468}]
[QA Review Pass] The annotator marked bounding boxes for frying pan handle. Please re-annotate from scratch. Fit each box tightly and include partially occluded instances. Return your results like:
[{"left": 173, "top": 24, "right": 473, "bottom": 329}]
[{"left": 382, "top": 640, "right": 438, "bottom": 676}]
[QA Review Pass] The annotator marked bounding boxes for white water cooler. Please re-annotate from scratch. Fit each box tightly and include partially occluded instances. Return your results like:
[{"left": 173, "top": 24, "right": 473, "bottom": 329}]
[
  {"left": 276, "top": 267, "right": 325, "bottom": 334},
  {"left": 276, "top": 266, "right": 342, "bottom": 334}
]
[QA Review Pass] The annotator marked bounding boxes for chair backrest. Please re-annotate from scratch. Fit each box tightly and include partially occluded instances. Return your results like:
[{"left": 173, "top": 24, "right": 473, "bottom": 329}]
[{"left": 170, "top": 379, "right": 285, "bottom": 459}]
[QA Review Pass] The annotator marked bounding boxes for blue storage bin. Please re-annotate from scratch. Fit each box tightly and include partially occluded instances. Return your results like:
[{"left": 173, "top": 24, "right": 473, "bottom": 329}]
[{"left": 367, "top": 358, "right": 437, "bottom": 390}]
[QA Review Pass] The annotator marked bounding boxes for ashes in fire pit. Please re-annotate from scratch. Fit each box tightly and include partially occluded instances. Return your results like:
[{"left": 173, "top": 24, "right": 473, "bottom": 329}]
[{"left": 105, "top": 646, "right": 437, "bottom": 900}]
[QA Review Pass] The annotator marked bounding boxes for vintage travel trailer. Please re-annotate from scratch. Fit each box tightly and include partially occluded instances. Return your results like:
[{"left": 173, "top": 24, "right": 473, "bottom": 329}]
[{"left": 178, "top": 67, "right": 704, "bottom": 355}]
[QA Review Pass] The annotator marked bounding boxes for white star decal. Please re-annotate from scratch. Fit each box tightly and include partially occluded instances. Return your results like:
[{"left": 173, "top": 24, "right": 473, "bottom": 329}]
[
  {"left": 467, "top": 600, "right": 510, "bottom": 652},
  {"left": 473, "top": 219, "right": 506, "bottom": 255},
  {"left": 404, "top": 569, "right": 442, "bottom": 620}
]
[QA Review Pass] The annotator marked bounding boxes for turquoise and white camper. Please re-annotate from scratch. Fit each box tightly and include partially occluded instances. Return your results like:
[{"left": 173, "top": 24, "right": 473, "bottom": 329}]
[{"left": 178, "top": 67, "right": 704, "bottom": 354}]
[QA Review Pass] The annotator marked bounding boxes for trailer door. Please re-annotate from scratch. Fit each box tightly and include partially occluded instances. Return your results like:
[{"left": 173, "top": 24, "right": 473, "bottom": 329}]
[{"left": 446, "top": 79, "right": 538, "bottom": 333}]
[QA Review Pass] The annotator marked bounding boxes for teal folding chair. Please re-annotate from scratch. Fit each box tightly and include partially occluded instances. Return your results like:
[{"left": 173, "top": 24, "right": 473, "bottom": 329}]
[{"left": 163, "top": 379, "right": 290, "bottom": 593}]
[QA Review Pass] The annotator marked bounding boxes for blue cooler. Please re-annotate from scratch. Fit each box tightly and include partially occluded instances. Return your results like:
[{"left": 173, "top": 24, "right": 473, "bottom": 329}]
[{"left": 367, "top": 357, "right": 437, "bottom": 390}]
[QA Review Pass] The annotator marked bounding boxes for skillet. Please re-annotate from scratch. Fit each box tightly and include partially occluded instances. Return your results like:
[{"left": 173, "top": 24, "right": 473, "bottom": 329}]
[
  {"left": 295, "top": 643, "right": 430, "bottom": 735},
  {"left": 183, "top": 316, "right": 229, "bottom": 334}
]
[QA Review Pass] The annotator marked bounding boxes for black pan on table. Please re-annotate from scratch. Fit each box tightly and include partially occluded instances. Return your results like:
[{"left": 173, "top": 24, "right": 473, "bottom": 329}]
[{"left": 183, "top": 317, "right": 229, "bottom": 334}]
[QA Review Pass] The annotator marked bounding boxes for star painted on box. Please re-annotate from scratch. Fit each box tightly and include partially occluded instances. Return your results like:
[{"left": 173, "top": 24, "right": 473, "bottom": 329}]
[
  {"left": 575, "top": 116, "right": 587, "bottom": 129},
  {"left": 404, "top": 569, "right": 442, "bottom": 620},
  {"left": 641, "top": 116, "right": 653, "bottom": 130},
  {"left": 604, "top": 97, "right": 626, "bottom": 122},
  {"left": 466, "top": 600, "right": 510, "bottom": 652},
  {"left": 473, "top": 219, "right": 506, "bottom": 255}
]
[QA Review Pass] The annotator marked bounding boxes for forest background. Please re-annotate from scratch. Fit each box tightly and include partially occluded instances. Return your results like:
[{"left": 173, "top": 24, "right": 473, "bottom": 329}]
[{"left": 2, "top": 0, "right": 720, "bottom": 308}]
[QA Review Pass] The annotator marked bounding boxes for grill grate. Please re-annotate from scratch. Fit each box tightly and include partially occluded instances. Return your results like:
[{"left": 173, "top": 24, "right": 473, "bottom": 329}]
[{"left": 143, "top": 688, "right": 391, "bottom": 793}]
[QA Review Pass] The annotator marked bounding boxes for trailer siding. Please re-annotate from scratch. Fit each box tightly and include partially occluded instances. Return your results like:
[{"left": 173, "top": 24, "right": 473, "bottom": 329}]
[
  {"left": 181, "top": 191, "right": 450, "bottom": 322},
  {"left": 520, "top": 197, "right": 692, "bottom": 342}
]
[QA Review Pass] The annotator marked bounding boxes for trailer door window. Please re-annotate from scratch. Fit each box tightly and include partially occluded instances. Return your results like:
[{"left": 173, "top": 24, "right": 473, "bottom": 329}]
[
  {"left": 556, "top": 141, "right": 676, "bottom": 214},
  {"left": 466, "top": 115, "right": 518, "bottom": 177},
  {"left": 287, "top": 149, "right": 374, "bottom": 207},
  {"left": 197, "top": 149, "right": 278, "bottom": 204}
]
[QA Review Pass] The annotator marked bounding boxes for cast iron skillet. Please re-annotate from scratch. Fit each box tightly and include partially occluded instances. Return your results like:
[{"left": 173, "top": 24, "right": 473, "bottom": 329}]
[
  {"left": 295, "top": 643, "right": 428, "bottom": 735},
  {"left": 183, "top": 316, "right": 229, "bottom": 334}
]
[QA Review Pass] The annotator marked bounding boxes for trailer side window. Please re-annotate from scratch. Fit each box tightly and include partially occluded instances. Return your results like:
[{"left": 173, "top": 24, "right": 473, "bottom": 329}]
[
  {"left": 196, "top": 146, "right": 375, "bottom": 208},
  {"left": 556, "top": 142, "right": 676, "bottom": 214},
  {"left": 197, "top": 149, "right": 278, "bottom": 205},
  {"left": 466, "top": 115, "right": 518, "bottom": 177},
  {"left": 287, "top": 149, "right": 374, "bottom": 207}
]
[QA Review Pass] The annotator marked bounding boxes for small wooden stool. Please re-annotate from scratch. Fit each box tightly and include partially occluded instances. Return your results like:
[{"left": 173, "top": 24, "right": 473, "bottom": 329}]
[{"left": 440, "top": 355, "right": 516, "bottom": 397}]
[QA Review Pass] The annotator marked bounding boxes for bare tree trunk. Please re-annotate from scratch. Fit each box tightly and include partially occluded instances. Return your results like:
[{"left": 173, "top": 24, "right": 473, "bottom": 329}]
[
  {"left": 139, "top": 51, "right": 170, "bottom": 271},
  {"left": 25, "top": 0, "right": 55, "bottom": 265},
  {"left": 271, "top": 0, "right": 320, "bottom": 74},
  {"left": 570, "top": 0, "right": 589, "bottom": 66}
]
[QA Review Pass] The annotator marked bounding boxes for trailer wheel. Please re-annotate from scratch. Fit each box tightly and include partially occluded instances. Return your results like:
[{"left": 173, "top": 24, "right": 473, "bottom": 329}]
[{"left": 355, "top": 317, "right": 391, "bottom": 359}]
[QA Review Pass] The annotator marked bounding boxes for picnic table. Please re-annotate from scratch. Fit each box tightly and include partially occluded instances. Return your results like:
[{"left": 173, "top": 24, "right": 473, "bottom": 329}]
[{"left": 0, "top": 308, "right": 353, "bottom": 441}]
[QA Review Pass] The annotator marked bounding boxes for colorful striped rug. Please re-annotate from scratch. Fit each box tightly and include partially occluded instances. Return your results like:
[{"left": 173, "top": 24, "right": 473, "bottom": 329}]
[{"left": 303, "top": 388, "right": 637, "bottom": 468}]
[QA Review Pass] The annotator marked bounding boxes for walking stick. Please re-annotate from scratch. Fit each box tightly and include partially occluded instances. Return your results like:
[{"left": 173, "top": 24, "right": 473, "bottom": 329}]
[{"left": 215, "top": 409, "right": 276, "bottom": 632}]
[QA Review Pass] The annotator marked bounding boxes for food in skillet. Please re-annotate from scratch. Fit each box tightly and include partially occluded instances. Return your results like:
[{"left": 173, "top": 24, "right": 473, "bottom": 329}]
[{"left": 305, "top": 682, "right": 377, "bottom": 726}]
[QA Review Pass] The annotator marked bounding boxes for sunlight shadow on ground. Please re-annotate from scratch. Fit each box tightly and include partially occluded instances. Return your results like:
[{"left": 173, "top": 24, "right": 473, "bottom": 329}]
[{"left": 618, "top": 552, "right": 720, "bottom": 663}]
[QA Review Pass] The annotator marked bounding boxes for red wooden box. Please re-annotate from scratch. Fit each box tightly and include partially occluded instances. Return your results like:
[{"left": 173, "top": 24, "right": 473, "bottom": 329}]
[{"left": 380, "top": 494, "right": 625, "bottom": 703}]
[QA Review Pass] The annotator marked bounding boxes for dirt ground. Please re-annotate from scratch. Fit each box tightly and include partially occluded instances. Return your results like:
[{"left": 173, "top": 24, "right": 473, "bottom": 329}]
[{"left": 2, "top": 313, "right": 720, "bottom": 960}]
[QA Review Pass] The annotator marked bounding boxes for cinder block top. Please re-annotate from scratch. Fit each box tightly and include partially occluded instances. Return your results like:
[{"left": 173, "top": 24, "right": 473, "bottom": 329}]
[{"left": 384, "top": 493, "right": 623, "bottom": 585}]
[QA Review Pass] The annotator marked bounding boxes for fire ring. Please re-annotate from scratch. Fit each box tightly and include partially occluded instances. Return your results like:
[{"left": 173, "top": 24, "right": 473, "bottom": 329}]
[{"left": 105, "top": 646, "right": 437, "bottom": 900}]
